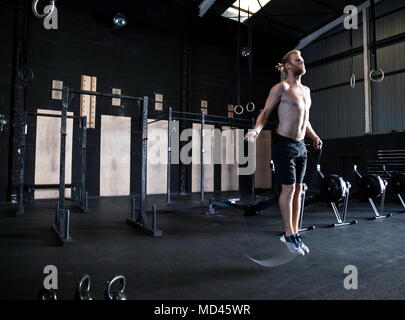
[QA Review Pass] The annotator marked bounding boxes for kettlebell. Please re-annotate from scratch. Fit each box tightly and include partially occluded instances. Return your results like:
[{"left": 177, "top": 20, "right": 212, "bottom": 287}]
[
  {"left": 38, "top": 288, "right": 57, "bottom": 300},
  {"left": 104, "top": 275, "right": 127, "bottom": 300},
  {"left": 74, "top": 274, "right": 93, "bottom": 300}
]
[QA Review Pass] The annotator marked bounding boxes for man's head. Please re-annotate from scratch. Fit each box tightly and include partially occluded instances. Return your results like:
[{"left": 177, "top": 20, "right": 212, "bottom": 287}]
[{"left": 276, "top": 50, "right": 306, "bottom": 76}]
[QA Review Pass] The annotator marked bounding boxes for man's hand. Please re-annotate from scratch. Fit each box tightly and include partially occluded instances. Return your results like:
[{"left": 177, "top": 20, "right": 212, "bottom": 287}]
[
  {"left": 244, "top": 129, "right": 259, "bottom": 143},
  {"left": 313, "top": 136, "right": 323, "bottom": 150}
]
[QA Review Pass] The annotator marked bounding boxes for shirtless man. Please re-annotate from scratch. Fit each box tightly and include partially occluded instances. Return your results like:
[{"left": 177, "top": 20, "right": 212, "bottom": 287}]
[{"left": 245, "top": 50, "right": 322, "bottom": 256}]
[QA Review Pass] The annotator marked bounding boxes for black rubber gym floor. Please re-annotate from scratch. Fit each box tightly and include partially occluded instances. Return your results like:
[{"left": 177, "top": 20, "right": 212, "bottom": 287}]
[{"left": 1, "top": 193, "right": 405, "bottom": 300}]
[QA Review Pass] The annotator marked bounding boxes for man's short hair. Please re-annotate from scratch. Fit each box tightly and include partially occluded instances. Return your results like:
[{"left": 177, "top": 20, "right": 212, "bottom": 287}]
[{"left": 275, "top": 50, "right": 301, "bottom": 73}]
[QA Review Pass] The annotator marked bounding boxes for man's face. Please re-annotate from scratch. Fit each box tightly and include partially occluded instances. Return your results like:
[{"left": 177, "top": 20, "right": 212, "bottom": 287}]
[{"left": 287, "top": 53, "right": 306, "bottom": 76}]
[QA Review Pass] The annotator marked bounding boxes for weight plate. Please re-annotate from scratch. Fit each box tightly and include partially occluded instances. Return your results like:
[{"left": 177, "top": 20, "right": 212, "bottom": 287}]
[
  {"left": 360, "top": 174, "right": 385, "bottom": 199},
  {"left": 320, "top": 175, "right": 347, "bottom": 203},
  {"left": 388, "top": 173, "right": 405, "bottom": 194}
]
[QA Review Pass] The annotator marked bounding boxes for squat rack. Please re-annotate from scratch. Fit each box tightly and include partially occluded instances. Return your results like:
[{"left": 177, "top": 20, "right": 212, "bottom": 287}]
[
  {"left": 16, "top": 110, "right": 89, "bottom": 216},
  {"left": 20, "top": 86, "right": 161, "bottom": 244},
  {"left": 149, "top": 107, "right": 254, "bottom": 203}
]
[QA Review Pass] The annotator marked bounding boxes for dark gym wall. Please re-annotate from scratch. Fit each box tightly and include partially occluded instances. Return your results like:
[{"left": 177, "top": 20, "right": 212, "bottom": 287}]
[
  {"left": 1, "top": 0, "right": 292, "bottom": 199},
  {"left": 24, "top": 2, "right": 184, "bottom": 197},
  {"left": 302, "top": 0, "right": 405, "bottom": 140},
  {"left": 304, "top": 132, "right": 405, "bottom": 192},
  {"left": 0, "top": 1, "right": 15, "bottom": 202}
]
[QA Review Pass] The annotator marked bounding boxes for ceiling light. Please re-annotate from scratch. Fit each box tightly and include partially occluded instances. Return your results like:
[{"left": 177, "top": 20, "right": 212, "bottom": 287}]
[
  {"left": 241, "top": 47, "right": 251, "bottom": 57},
  {"left": 221, "top": 0, "right": 272, "bottom": 23},
  {"left": 113, "top": 13, "right": 127, "bottom": 28}
]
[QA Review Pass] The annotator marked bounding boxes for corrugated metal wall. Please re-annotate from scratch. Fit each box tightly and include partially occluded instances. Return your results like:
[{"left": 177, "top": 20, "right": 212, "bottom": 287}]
[
  {"left": 372, "top": 0, "right": 405, "bottom": 134},
  {"left": 304, "top": 55, "right": 364, "bottom": 90},
  {"left": 302, "top": 17, "right": 365, "bottom": 139},
  {"left": 310, "top": 83, "right": 366, "bottom": 138},
  {"left": 304, "top": 26, "right": 363, "bottom": 64},
  {"left": 301, "top": 0, "right": 405, "bottom": 139}
]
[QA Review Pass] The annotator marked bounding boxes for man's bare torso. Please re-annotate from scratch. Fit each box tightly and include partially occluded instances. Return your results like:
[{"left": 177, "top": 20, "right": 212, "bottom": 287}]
[{"left": 276, "top": 81, "right": 311, "bottom": 141}]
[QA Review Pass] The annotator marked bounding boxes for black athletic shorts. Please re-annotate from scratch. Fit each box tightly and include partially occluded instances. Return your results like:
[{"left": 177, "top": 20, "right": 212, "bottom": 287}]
[{"left": 271, "top": 133, "right": 307, "bottom": 185}]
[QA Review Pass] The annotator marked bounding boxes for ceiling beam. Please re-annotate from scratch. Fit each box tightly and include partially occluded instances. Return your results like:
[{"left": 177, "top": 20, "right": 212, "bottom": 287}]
[
  {"left": 295, "top": 0, "right": 384, "bottom": 50},
  {"left": 198, "top": 0, "right": 217, "bottom": 17}
]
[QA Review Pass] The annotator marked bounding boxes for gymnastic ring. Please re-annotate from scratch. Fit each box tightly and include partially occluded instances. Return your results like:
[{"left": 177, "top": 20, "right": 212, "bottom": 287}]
[
  {"left": 32, "top": 0, "right": 55, "bottom": 18},
  {"left": 246, "top": 101, "right": 255, "bottom": 112},
  {"left": 369, "top": 68, "right": 385, "bottom": 83},
  {"left": 18, "top": 68, "right": 34, "bottom": 84},
  {"left": 350, "top": 73, "right": 356, "bottom": 88},
  {"left": 234, "top": 104, "right": 243, "bottom": 115}
]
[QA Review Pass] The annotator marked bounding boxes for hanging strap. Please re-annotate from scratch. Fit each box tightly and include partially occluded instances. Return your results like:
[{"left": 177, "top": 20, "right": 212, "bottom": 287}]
[
  {"left": 349, "top": 28, "right": 356, "bottom": 88},
  {"left": 369, "top": 0, "right": 384, "bottom": 83},
  {"left": 236, "top": 0, "right": 241, "bottom": 107},
  {"left": 246, "top": 7, "right": 254, "bottom": 110},
  {"left": 349, "top": 28, "right": 354, "bottom": 72},
  {"left": 370, "top": 0, "right": 377, "bottom": 70},
  {"left": 248, "top": 8, "right": 252, "bottom": 82}
]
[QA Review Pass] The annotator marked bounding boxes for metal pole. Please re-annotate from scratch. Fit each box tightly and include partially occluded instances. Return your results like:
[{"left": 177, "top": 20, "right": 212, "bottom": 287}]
[
  {"left": 380, "top": 187, "right": 386, "bottom": 215},
  {"left": 167, "top": 107, "right": 172, "bottom": 203},
  {"left": 363, "top": 7, "right": 372, "bottom": 134},
  {"left": 251, "top": 117, "right": 255, "bottom": 201},
  {"left": 17, "top": 112, "right": 27, "bottom": 215},
  {"left": 81, "top": 116, "right": 88, "bottom": 211},
  {"left": 59, "top": 87, "right": 69, "bottom": 211},
  {"left": 200, "top": 111, "right": 205, "bottom": 201},
  {"left": 131, "top": 197, "right": 136, "bottom": 220},
  {"left": 331, "top": 202, "right": 343, "bottom": 224},
  {"left": 139, "top": 96, "right": 148, "bottom": 224},
  {"left": 53, "top": 88, "right": 143, "bottom": 101},
  {"left": 295, "top": 0, "right": 383, "bottom": 50},
  {"left": 152, "top": 205, "right": 157, "bottom": 231},
  {"left": 55, "top": 201, "right": 59, "bottom": 227},
  {"left": 398, "top": 194, "right": 405, "bottom": 209},
  {"left": 65, "top": 210, "right": 70, "bottom": 239},
  {"left": 342, "top": 191, "right": 350, "bottom": 222},
  {"left": 369, "top": 198, "right": 380, "bottom": 217}
]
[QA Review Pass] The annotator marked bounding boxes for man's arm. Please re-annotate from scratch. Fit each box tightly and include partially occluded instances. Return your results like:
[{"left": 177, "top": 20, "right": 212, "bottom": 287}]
[
  {"left": 305, "top": 121, "right": 317, "bottom": 140},
  {"left": 304, "top": 86, "right": 322, "bottom": 149},
  {"left": 306, "top": 121, "right": 323, "bottom": 149},
  {"left": 254, "top": 83, "right": 284, "bottom": 133},
  {"left": 245, "top": 83, "right": 284, "bottom": 142}
]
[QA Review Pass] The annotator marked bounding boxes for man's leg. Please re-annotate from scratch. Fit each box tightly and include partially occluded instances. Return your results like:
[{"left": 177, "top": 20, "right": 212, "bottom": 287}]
[
  {"left": 292, "top": 182, "right": 309, "bottom": 254},
  {"left": 292, "top": 183, "right": 303, "bottom": 234},
  {"left": 278, "top": 184, "right": 296, "bottom": 236},
  {"left": 293, "top": 148, "right": 307, "bottom": 234},
  {"left": 279, "top": 184, "right": 305, "bottom": 256}
]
